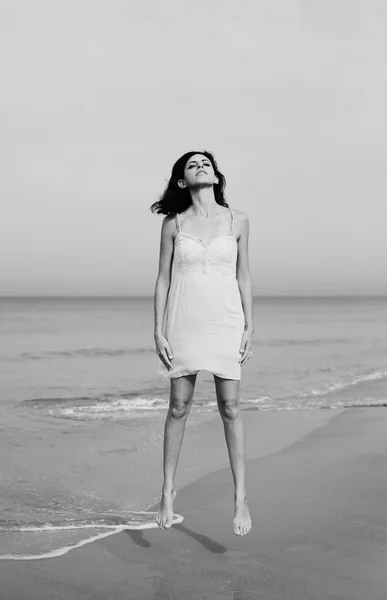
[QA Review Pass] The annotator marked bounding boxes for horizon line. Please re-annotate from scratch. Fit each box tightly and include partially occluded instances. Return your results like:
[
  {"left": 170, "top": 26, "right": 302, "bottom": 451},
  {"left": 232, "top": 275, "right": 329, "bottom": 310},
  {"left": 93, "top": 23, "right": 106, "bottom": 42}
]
[{"left": 1, "top": 294, "right": 386, "bottom": 300}]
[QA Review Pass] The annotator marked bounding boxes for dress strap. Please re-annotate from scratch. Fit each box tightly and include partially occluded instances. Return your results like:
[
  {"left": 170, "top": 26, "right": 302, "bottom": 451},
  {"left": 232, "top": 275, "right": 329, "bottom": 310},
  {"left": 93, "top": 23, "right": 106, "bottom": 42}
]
[
  {"left": 175, "top": 212, "right": 181, "bottom": 233},
  {"left": 229, "top": 208, "right": 235, "bottom": 235}
]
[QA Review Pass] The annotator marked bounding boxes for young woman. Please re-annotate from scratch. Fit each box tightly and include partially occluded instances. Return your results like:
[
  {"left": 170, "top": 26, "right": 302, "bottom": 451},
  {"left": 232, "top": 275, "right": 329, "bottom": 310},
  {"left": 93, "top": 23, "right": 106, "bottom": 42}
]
[{"left": 150, "top": 150, "right": 254, "bottom": 536}]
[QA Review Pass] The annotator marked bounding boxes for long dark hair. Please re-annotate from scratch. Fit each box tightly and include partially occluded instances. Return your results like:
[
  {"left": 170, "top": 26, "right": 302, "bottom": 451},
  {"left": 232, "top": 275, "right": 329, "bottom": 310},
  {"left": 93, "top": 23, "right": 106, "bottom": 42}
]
[{"left": 149, "top": 150, "right": 228, "bottom": 215}]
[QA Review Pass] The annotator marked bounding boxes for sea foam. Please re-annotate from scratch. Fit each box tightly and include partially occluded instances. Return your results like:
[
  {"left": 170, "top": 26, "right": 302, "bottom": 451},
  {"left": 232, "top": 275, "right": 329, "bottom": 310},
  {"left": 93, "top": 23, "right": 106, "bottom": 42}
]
[{"left": 0, "top": 511, "right": 184, "bottom": 561}]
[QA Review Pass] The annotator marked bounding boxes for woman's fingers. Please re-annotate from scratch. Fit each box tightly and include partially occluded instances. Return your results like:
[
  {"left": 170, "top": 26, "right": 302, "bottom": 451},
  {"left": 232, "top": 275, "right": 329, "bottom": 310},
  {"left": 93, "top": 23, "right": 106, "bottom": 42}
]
[
  {"left": 238, "top": 339, "right": 246, "bottom": 364},
  {"left": 240, "top": 346, "right": 252, "bottom": 366},
  {"left": 165, "top": 356, "right": 173, "bottom": 370},
  {"left": 240, "top": 352, "right": 248, "bottom": 366},
  {"left": 166, "top": 343, "right": 173, "bottom": 362},
  {"left": 165, "top": 341, "right": 173, "bottom": 370},
  {"left": 165, "top": 351, "right": 173, "bottom": 370},
  {"left": 239, "top": 340, "right": 247, "bottom": 364},
  {"left": 158, "top": 342, "right": 173, "bottom": 370},
  {"left": 158, "top": 352, "right": 172, "bottom": 370}
]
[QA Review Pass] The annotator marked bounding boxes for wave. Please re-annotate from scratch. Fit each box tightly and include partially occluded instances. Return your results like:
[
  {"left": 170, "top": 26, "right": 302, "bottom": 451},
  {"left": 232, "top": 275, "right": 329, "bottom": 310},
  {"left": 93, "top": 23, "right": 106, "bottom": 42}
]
[
  {"left": 24, "top": 394, "right": 171, "bottom": 420},
  {"left": 303, "top": 368, "right": 387, "bottom": 398},
  {"left": 18, "top": 346, "right": 155, "bottom": 360},
  {"left": 242, "top": 397, "right": 387, "bottom": 412},
  {"left": 53, "top": 397, "right": 171, "bottom": 419},
  {"left": 0, "top": 511, "right": 184, "bottom": 561},
  {"left": 253, "top": 337, "right": 363, "bottom": 348},
  {"left": 242, "top": 368, "right": 387, "bottom": 411}
]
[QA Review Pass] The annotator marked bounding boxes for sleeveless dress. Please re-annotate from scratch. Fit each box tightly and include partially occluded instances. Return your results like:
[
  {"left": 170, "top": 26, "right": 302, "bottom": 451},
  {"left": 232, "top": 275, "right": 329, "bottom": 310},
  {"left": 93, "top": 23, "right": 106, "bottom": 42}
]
[{"left": 156, "top": 207, "right": 245, "bottom": 380}]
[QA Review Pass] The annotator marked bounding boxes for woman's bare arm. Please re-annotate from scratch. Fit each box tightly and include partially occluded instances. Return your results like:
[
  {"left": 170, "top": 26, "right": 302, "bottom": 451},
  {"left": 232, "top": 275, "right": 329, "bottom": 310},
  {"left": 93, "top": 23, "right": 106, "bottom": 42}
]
[
  {"left": 235, "top": 211, "right": 254, "bottom": 333},
  {"left": 154, "top": 215, "right": 175, "bottom": 336}
]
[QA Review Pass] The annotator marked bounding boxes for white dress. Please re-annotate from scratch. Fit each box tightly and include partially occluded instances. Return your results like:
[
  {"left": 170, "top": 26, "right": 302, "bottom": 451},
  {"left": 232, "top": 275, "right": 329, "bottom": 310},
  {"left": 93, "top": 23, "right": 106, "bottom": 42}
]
[{"left": 156, "top": 207, "right": 245, "bottom": 380}]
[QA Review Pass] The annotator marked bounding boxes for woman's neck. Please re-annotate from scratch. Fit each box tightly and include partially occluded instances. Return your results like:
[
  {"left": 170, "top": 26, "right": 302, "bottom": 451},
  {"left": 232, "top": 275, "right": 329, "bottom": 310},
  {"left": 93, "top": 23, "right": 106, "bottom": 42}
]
[{"left": 189, "top": 188, "right": 218, "bottom": 218}]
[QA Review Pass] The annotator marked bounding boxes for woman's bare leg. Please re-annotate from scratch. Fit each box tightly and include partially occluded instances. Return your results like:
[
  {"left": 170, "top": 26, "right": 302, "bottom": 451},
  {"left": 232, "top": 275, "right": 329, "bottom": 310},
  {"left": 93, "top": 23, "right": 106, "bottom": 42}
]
[
  {"left": 156, "top": 373, "right": 197, "bottom": 529},
  {"left": 214, "top": 375, "right": 252, "bottom": 536}
]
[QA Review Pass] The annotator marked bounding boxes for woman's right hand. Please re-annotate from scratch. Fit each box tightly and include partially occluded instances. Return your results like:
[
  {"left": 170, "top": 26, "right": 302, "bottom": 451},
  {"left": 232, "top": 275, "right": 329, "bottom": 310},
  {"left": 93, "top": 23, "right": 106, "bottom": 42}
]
[{"left": 154, "top": 333, "right": 174, "bottom": 371}]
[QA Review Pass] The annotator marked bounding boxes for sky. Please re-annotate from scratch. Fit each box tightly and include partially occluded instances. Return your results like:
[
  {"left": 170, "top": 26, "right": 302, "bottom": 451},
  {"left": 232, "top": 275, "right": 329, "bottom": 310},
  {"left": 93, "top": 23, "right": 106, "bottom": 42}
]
[{"left": 0, "top": 0, "right": 386, "bottom": 296}]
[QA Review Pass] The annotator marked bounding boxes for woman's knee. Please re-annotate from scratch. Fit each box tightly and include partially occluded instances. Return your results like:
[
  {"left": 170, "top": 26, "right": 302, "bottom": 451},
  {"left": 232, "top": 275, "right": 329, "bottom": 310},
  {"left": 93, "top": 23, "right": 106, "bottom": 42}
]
[
  {"left": 169, "top": 374, "right": 196, "bottom": 419},
  {"left": 169, "top": 398, "right": 192, "bottom": 419},
  {"left": 218, "top": 398, "right": 240, "bottom": 422}
]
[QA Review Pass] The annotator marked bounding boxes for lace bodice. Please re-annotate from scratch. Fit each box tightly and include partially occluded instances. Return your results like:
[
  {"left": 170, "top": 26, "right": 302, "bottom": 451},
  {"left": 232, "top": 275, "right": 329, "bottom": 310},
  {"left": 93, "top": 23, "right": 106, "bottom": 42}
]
[{"left": 172, "top": 209, "right": 238, "bottom": 278}]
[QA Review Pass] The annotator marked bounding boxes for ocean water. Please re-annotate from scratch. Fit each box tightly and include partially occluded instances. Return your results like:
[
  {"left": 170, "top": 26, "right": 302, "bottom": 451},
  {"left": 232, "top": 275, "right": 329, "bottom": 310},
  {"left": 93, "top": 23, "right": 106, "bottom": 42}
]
[{"left": 1, "top": 295, "right": 386, "bottom": 559}]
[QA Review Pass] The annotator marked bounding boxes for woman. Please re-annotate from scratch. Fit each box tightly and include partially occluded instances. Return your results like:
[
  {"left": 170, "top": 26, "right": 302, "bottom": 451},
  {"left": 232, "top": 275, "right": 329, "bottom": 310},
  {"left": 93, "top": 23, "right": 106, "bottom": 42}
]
[{"left": 150, "top": 150, "right": 254, "bottom": 536}]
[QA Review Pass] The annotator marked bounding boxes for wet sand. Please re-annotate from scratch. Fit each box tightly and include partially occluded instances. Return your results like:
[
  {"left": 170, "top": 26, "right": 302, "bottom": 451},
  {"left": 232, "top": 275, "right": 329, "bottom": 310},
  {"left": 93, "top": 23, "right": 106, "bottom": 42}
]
[{"left": 2, "top": 407, "right": 387, "bottom": 599}]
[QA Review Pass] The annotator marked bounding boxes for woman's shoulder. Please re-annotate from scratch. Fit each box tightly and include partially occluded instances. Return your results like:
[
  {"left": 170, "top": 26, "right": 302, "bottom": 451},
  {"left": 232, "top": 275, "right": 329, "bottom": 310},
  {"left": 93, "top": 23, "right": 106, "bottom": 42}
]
[
  {"left": 162, "top": 213, "right": 177, "bottom": 222},
  {"left": 160, "top": 214, "right": 178, "bottom": 237},
  {"left": 232, "top": 208, "right": 249, "bottom": 221},
  {"left": 231, "top": 209, "right": 249, "bottom": 241}
]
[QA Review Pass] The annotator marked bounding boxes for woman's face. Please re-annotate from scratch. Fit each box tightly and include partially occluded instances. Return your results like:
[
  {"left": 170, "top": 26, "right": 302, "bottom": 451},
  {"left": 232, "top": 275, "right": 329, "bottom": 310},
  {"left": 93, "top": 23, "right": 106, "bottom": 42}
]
[{"left": 180, "top": 154, "right": 218, "bottom": 189}]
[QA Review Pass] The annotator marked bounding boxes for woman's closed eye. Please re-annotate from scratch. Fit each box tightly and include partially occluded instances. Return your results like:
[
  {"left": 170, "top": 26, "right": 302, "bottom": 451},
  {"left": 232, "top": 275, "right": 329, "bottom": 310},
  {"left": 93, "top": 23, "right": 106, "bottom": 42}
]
[{"left": 187, "top": 161, "right": 211, "bottom": 169}]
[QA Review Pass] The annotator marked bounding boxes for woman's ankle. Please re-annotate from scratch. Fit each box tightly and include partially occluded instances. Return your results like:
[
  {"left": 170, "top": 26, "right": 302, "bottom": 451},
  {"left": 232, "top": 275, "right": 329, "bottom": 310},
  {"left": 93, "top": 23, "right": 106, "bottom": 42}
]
[{"left": 234, "top": 491, "right": 247, "bottom": 501}]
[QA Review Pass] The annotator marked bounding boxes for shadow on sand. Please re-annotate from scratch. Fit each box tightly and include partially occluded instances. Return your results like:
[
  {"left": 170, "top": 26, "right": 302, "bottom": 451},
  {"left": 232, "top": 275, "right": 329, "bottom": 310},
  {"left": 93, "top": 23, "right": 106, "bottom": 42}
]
[{"left": 125, "top": 523, "right": 227, "bottom": 554}]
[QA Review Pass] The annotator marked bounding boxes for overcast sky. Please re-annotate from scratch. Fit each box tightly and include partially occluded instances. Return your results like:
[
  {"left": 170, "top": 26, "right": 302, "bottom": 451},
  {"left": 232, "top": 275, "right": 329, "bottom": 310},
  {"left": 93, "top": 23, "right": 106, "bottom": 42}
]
[{"left": 1, "top": 0, "right": 386, "bottom": 296}]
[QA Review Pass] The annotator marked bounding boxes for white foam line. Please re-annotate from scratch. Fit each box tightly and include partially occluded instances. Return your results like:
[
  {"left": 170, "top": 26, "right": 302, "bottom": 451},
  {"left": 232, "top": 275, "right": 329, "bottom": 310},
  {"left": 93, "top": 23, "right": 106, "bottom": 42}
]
[
  {"left": 12, "top": 510, "right": 170, "bottom": 532},
  {"left": 0, "top": 513, "right": 184, "bottom": 561}
]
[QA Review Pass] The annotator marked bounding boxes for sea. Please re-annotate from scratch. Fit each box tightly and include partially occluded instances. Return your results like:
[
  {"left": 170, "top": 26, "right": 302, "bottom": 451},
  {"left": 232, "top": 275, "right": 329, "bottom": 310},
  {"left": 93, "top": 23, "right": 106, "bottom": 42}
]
[{"left": 1, "top": 295, "right": 386, "bottom": 560}]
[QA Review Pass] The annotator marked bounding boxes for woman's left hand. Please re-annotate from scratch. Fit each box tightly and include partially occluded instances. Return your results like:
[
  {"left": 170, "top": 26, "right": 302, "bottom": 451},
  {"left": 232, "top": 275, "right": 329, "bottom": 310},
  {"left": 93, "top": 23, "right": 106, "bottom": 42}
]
[{"left": 239, "top": 329, "right": 254, "bottom": 366}]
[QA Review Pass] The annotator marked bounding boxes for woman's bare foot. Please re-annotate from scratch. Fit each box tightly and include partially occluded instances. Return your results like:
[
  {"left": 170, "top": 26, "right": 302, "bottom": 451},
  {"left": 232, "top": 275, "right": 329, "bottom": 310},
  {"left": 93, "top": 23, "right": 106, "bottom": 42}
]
[
  {"left": 156, "top": 489, "right": 177, "bottom": 529},
  {"left": 233, "top": 496, "right": 252, "bottom": 536}
]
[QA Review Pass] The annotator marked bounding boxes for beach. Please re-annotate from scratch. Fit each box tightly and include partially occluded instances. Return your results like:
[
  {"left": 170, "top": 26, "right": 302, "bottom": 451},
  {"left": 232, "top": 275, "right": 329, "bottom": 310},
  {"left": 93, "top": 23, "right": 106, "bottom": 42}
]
[
  {"left": 1, "top": 296, "right": 387, "bottom": 597},
  {"left": 2, "top": 406, "right": 387, "bottom": 599}
]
